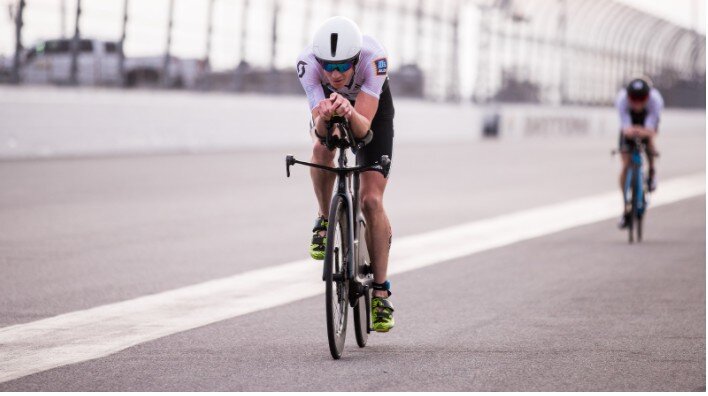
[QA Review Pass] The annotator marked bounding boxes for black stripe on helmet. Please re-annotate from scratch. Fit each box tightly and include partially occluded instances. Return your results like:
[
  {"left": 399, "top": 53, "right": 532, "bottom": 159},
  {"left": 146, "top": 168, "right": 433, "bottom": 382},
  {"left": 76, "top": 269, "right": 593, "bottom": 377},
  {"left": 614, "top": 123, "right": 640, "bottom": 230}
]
[{"left": 330, "top": 33, "right": 338, "bottom": 57}]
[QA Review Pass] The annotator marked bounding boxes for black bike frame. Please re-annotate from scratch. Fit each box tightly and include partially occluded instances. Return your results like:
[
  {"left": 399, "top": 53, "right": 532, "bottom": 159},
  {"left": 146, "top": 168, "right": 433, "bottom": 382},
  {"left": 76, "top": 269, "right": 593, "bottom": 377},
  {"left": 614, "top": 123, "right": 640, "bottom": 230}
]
[
  {"left": 285, "top": 120, "right": 390, "bottom": 284},
  {"left": 333, "top": 148, "right": 359, "bottom": 282}
]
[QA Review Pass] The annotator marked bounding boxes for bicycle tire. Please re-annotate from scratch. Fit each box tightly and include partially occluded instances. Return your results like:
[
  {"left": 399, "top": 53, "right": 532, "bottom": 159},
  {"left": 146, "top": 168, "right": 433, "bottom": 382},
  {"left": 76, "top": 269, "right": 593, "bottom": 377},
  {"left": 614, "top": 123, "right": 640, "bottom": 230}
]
[
  {"left": 632, "top": 167, "right": 645, "bottom": 243},
  {"left": 325, "top": 196, "right": 349, "bottom": 359},
  {"left": 639, "top": 169, "right": 650, "bottom": 243},
  {"left": 626, "top": 167, "right": 637, "bottom": 244},
  {"left": 353, "top": 219, "right": 371, "bottom": 348}
]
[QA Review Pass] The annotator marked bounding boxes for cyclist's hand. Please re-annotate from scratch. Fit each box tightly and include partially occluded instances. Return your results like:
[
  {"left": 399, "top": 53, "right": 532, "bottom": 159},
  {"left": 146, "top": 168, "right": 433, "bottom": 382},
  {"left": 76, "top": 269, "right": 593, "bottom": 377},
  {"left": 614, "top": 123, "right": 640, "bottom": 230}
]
[
  {"left": 623, "top": 128, "right": 638, "bottom": 138},
  {"left": 330, "top": 93, "right": 353, "bottom": 120},
  {"left": 316, "top": 98, "right": 334, "bottom": 121},
  {"left": 638, "top": 128, "right": 654, "bottom": 138}
]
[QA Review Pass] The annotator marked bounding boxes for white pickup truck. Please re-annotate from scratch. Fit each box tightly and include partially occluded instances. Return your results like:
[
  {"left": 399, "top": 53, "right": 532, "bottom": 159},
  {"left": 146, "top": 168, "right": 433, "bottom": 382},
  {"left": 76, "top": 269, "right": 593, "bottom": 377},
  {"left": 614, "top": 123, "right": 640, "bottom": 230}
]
[{"left": 3, "top": 38, "right": 207, "bottom": 88}]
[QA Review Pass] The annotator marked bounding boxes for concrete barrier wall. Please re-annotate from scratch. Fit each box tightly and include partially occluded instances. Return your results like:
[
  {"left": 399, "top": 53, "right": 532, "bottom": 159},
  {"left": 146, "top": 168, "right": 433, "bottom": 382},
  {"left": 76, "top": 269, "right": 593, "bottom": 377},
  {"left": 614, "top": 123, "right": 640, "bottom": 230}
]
[
  {"left": 497, "top": 104, "right": 705, "bottom": 139},
  {"left": 0, "top": 86, "right": 703, "bottom": 159}
]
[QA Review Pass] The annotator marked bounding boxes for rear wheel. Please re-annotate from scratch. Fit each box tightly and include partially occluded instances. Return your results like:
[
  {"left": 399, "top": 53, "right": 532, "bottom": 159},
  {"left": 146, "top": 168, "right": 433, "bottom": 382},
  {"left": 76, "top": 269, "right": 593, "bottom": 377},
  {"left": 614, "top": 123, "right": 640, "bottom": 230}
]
[
  {"left": 353, "top": 219, "right": 372, "bottom": 348},
  {"left": 325, "top": 197, "right": 349, "bottom": 359}
]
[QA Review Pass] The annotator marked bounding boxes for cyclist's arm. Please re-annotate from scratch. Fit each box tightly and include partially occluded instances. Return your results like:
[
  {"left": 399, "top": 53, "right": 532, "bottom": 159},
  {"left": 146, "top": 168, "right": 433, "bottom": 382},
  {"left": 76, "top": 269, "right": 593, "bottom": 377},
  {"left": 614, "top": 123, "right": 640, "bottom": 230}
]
[
  {"left": 616, "top": 91, "right": 636, "bottom": 137},
  {"left": 624, "top": 125, "right": 643, "bottom": 138},
  {"left": 315, "top": 93, "right": 376, "bottom": 140},
  {"left": 640, "top": 91, "right": 663, "bottom": 137},
  {"left": 625, "top": 125, "right": 656, "bottom": 139},
  {"left": 347, "top": 91, "right": 378, "bottom": 140},
  {"left": 312, "top": 107, "right": 329, "bottom": 138},
  {"left": 633, "top": 127, "right": 656, "bottom": 139},
  {"left": 346, "top": 52, "right": 387, "bottom": 139},
  {"left": 296, "top": 51, "right": 331, "bottom": 138}
]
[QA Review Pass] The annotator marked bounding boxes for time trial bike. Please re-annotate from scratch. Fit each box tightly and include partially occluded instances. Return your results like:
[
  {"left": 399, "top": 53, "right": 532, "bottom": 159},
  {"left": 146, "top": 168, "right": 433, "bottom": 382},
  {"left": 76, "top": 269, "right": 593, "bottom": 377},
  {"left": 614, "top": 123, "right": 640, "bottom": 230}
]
[{"left": 285, "top": 117, "right": 391, "bottom": 359}]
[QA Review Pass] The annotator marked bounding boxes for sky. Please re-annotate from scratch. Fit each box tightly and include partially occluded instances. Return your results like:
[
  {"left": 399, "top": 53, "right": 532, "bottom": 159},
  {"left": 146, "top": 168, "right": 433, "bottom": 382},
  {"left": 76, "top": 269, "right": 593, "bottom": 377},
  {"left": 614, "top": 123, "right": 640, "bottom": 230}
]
[{"left": 0, "top": 0, "right": 705, "bottom": 73}]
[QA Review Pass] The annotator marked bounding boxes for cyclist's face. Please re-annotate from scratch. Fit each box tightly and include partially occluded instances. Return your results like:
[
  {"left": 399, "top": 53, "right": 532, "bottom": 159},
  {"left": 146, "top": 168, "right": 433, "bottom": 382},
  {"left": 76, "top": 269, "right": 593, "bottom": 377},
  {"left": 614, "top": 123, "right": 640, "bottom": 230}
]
[
  {"left": 324, "top": 68, "right": 354, "bottom": 89},
  {"left": 629, "top": 98, "right": 648, "bottom": 111}
]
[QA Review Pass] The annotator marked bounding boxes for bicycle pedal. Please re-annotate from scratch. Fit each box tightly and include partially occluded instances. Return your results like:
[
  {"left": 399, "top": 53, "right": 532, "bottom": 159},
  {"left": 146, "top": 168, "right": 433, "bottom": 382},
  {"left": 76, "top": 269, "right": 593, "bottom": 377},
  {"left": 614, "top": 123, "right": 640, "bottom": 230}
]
[{"left": 332, "top": 273, "right": 344, "bottom": 282}]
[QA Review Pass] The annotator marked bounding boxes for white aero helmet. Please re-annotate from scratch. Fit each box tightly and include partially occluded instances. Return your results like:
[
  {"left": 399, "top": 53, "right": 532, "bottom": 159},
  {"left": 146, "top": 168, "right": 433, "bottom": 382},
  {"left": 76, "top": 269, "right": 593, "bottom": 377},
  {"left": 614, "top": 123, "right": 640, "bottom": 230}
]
[{"left": 312, "top": 16, "right": 363, "bottom": 63}]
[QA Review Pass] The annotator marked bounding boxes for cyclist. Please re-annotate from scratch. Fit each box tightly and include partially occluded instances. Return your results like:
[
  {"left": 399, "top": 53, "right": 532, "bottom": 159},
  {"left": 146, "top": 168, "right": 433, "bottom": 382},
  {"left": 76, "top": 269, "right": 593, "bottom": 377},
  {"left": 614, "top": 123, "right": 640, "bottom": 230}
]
[
  {"left": 296, "top": 16, "right": 395, "bottom": 332},
  {"left": 616, "top": 77, "right": 664, "bottom": 229}
]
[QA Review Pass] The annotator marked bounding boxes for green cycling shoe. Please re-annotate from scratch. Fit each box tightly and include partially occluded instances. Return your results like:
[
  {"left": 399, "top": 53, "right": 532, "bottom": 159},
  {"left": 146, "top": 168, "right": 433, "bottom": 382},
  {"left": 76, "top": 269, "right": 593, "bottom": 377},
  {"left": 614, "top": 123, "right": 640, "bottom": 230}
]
[
  {"left": 371, "top": 281, "right": 395, "bottom": 332},
  {"left": 309, "top": 215, "right": 328, "bottom": 260}
]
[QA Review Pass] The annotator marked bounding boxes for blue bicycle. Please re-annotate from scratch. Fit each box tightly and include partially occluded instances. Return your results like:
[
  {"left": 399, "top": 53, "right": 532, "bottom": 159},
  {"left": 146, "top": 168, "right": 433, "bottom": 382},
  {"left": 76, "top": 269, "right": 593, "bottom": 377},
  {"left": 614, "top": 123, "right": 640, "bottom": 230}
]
[{"left": 620, "top": 137, "right": 657, "bottom": 243}]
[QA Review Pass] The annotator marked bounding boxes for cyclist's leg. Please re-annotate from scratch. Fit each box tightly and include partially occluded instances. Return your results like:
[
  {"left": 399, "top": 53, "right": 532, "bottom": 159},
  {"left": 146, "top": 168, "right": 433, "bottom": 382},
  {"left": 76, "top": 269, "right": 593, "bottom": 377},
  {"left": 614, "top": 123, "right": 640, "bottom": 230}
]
[
  {"left": 642, "top": 136, "right": 655, "bottom": 168},
  {"left": 360, "top": 173, "right": 395, "bottom": 332},
  {"left": 356, "top": 84, "right": 395, "bottom": 331},
  {"left": 360, "top": 171, "right": 391, "bottom": 291},
  {"left": 620, "top": 153, "right": 631, "bottom": 190},
  {"left": 618, "top": 132, "right": 632, "bottom": 192},
  {"left": 356, "top": 83, "right": 394, "bottom": 292},
  {"left": 311, "top": 84, "right": 337, "bottom": 218},
  {"left": 308, "top": 87, "right": 336, "bottom": 259},
  {"left": 310, "top": 139, "right": 336, "bottom": 218},
  {"left": 307, "top": 138, "right": 336, "bottom": 260},
  {"left": 645, "top": 132, "right": 658, "bottom": 191}
]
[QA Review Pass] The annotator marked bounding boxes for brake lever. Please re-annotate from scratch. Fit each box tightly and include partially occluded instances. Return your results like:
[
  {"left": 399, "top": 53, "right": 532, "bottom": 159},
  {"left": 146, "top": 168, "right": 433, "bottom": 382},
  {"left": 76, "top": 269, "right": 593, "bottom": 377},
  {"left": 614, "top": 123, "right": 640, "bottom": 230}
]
[{"left": 285, "top": 155, "right": 295, "bottom": 177}]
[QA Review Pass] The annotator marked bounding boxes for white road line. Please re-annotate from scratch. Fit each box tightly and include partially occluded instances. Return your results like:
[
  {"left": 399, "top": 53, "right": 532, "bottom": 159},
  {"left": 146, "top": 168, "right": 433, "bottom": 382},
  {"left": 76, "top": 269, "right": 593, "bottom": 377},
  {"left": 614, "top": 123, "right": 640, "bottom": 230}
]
[{"left": 0, "top": 173, "right": 704, "bottom": 383}]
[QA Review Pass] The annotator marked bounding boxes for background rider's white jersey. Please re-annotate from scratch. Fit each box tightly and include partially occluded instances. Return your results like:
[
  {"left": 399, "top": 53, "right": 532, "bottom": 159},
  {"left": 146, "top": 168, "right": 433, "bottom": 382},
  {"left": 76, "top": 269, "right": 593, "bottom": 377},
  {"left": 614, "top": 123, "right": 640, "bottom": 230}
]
[
  {"left": 615, "top": 88, "right": 664, "bottom": 131},
  {"left": 296, "top": 35, "right": 389, "bottom": 110}
]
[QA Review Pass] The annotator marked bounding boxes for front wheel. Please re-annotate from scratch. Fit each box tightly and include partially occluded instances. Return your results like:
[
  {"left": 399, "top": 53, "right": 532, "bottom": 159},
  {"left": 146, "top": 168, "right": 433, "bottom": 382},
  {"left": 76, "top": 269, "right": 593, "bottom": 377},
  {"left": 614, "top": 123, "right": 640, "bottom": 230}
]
[
  {"left": 625, "top": 168, "right": 636, "bottom": 244},
  {"left": 632, "top": 167, "right": 646, "bottom": 243},
  {"left": 325, "top": 196, "right": 349, "bottom": 359}
]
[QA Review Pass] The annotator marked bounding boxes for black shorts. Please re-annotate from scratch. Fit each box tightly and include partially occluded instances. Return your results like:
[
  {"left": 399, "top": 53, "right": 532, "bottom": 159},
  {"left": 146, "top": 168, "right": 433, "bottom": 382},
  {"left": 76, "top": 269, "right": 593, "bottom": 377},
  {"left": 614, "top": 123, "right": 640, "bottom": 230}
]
[{"left": 320, "top": 80, "right": 395, "bottom": 175}]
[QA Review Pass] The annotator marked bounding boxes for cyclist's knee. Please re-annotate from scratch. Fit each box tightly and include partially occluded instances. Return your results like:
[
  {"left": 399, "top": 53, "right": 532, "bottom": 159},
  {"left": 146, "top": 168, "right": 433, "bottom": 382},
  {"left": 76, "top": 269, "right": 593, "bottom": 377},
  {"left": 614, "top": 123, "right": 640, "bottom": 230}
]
[
  {"left": 312, "top": 141, "right": 334, "bottom": 163},
  {"left": 361, "top": 193, "right": 383, "bottom": 216}
]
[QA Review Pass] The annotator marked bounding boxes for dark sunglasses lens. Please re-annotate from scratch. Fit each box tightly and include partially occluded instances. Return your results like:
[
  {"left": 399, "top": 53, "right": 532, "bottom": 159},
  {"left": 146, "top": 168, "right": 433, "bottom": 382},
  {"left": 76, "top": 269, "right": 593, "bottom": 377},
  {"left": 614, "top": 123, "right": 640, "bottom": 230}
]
[{"left": 324, "top": 62, "right": 352, "bottom": 72}]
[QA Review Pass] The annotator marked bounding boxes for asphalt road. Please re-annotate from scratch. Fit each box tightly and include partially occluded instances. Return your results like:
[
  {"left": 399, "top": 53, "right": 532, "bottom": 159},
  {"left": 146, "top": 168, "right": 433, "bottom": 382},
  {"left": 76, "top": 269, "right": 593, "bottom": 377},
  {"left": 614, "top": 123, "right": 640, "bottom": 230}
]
[{"left": 0, "top": 129, "right": 705, "bottom": 390}]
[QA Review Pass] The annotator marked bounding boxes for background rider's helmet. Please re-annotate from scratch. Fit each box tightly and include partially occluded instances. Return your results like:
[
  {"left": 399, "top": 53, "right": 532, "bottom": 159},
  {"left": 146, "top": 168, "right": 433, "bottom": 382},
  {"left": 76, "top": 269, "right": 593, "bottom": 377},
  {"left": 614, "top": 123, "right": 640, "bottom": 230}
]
[
  {"left": 626, "top": 78, "right": 651, "bottom": 101},
  {"left": 312, "top": 16, "right": 363, "bottom": 63}
]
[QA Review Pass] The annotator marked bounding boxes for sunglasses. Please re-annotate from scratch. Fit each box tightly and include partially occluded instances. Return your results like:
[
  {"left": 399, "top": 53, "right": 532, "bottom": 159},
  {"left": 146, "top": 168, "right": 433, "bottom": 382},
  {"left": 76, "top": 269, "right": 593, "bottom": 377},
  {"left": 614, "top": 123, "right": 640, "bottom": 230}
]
[
  {"left": 628, "top": 94, "right": 649, "bottom": 102},
  {"left": 321, "top": 61, "right": 355, "bottom": 73}
]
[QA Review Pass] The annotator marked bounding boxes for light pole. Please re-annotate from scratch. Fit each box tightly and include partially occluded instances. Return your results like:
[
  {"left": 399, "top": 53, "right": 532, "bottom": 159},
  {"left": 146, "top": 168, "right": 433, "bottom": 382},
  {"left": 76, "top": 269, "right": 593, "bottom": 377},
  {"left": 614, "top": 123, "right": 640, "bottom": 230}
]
[
  {"left": 163, "top": 0, "right": 175, "bottom": 88},
  {"left": 119, "top": 0, "right": 129, "bottom": 86},
  {"left": 205, "top": 0, "right": 214, "bottom": 68},
  {"left": 69, "top": 0, "right": 82, "bottom": 86},
  {"left": 11, "top": 0, "right": 26, "bottom": 85}
]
